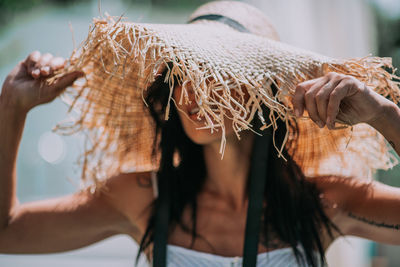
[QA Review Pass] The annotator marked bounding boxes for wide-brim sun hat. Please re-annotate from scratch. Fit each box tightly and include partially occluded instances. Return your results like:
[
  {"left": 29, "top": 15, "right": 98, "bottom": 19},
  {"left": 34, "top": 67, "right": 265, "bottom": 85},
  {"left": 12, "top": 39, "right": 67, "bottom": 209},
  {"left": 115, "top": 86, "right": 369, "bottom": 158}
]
[{"left": 54, "top": 1, "right": 400, "bottom": 188}]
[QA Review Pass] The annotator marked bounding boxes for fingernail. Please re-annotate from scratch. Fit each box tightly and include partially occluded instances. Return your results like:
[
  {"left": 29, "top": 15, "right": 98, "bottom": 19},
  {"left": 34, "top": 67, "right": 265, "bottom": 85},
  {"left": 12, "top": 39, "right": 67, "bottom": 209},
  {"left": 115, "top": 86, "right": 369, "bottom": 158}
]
[
  {"left": 41, "top": 66, "right": 50, "bottom": 74},
  {"left": 32, "top": 69, "right": 40, "bottom": 77}
]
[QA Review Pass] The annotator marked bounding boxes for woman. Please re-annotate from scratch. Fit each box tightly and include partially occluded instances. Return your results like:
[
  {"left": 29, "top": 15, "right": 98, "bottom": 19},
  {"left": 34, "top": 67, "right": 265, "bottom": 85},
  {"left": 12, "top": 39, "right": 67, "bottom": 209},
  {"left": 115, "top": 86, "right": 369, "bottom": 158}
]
[{"left": 1, "top": 1, "right": 400, "bottom": 267}]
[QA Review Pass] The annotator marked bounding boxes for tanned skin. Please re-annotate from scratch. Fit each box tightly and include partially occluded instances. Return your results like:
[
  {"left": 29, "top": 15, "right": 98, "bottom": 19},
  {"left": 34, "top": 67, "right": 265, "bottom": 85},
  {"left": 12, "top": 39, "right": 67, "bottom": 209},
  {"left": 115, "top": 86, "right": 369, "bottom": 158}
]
[{"left": 1, "top": 52, "right": 400, "bottom": 258}]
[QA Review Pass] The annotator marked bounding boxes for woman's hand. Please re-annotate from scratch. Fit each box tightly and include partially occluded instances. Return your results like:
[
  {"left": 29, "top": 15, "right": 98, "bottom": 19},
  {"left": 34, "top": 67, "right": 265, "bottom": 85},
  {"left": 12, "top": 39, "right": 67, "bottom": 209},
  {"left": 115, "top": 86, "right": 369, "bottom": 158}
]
[
  {"left": 291, "top": 72, "right": 391, "bottom": 129},
  {"left": 0, "top": 51, "right": 82, "bottom": 113}
]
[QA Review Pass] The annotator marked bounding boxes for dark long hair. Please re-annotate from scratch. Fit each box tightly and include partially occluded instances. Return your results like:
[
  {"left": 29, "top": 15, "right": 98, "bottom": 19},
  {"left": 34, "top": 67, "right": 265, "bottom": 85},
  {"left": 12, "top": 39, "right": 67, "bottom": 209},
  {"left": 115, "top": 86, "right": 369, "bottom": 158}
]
[{"left": 137, "top": 68, "right": 340, "bottom": 267}]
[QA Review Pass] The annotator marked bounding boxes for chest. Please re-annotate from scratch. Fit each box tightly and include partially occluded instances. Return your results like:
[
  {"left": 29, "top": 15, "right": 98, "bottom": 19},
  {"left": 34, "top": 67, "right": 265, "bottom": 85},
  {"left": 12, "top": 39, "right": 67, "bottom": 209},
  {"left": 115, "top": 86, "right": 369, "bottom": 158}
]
[{"left": 168, "top": 204, "right": 281, "bottom": 257}]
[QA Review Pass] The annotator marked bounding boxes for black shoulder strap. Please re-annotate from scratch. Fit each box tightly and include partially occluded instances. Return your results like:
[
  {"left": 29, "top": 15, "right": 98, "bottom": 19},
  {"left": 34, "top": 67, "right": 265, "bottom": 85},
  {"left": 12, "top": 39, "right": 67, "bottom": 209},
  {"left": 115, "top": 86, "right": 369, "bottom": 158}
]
[
  {"left": 243, "top": 129, "right": 271, "bottom": 267},
  {"left": 153, "top": 173, "right": 169, "bottom": 267}
]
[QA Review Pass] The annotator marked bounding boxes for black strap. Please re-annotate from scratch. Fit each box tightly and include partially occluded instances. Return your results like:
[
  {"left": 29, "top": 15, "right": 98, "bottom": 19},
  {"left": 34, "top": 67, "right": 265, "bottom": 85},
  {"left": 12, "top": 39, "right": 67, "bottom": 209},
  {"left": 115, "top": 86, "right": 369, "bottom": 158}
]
[
  {"left": 243, "top": 129, "right": 271, "bottom": 267},
  {"left": 188, "top": 14, "right": 251, "bottom": 33},
  {"left": 153, "top": 174, "right": 169, "bottom": 267}
]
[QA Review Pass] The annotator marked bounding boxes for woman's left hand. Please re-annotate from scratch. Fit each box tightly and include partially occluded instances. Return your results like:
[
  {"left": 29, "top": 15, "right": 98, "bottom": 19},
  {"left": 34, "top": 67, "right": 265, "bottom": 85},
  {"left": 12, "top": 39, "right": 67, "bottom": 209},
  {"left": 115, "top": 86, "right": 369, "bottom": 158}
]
[{"left": 291, "top": 72, "right": 390, "bottom": 129}]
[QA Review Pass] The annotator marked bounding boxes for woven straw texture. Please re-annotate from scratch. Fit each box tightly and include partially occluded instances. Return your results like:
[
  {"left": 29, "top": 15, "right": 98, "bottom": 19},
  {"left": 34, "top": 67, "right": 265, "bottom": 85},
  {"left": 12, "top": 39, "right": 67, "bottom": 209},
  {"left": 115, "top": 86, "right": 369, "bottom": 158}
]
[{"left": 54, "top": 5, "right": 400, "bottom": 188}]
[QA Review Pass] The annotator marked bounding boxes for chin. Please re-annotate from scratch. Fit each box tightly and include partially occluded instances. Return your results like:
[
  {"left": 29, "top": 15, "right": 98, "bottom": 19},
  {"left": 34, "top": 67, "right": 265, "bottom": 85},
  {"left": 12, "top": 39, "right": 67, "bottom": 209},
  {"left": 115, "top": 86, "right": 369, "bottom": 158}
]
[{"left": 179, "top": 113, "right": 226, "bottom": 145}]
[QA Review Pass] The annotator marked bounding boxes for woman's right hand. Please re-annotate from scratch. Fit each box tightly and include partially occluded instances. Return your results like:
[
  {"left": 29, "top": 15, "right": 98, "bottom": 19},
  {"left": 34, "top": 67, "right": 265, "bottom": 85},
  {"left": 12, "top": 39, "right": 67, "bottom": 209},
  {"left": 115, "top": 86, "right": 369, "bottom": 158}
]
[{"left": 0, "top": 51, "right": 83, "bottom": 113}]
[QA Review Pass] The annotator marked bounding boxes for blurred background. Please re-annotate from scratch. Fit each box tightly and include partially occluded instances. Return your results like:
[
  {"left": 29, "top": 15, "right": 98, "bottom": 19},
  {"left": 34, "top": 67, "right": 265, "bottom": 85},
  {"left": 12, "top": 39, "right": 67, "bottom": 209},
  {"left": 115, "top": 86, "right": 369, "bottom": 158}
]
[{"left": 0, "top": 0, "right": 399, "bottom": 266}]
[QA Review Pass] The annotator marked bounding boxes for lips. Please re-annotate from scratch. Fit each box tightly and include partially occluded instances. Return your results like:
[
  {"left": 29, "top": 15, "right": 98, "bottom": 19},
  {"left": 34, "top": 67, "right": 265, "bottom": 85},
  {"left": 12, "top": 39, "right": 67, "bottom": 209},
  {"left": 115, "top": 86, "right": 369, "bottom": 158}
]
[
  {"left": 189, "top": 106, "right": 202, "bottom": 121},
  {"left": 187, "top": 103, "right": 220, "bottom": 122},
  {"left": 186, "top": 99, "right": 202, "bottom": 120},
  {"left": 189, "top": 107, "right": 200, "bottom": 115}
]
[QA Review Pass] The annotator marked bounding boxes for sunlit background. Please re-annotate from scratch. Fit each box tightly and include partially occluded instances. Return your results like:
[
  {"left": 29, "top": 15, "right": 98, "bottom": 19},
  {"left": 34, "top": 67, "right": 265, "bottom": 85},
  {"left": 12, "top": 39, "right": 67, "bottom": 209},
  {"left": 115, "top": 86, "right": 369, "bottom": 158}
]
[{"left": 0, "top": 0, "right": 399, "bottom": 266}]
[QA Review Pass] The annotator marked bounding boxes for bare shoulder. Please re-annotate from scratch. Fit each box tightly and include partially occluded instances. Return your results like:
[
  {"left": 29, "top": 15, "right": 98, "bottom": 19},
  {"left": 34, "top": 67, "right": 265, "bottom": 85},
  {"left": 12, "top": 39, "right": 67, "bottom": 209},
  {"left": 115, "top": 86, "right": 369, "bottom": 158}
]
[
  {"left": 100, "top": 171, "right": 156, "bottom": 240},
  {"left": 307, "top": 176, "right": 370, "bottom": 219}
]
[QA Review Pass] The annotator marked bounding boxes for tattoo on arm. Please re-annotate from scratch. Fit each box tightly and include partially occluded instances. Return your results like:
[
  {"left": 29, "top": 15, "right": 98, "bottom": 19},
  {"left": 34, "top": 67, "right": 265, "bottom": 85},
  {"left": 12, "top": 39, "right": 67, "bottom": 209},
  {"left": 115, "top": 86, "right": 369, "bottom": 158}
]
[
  {"left": 348, "top": 212, "right": 400, "bottom": 230},
  {"left": 389, "top": 140, "right": 396, "bottom": 149},
  {"left": 137, "top": 176, "right": 152, "bottom": 188}
]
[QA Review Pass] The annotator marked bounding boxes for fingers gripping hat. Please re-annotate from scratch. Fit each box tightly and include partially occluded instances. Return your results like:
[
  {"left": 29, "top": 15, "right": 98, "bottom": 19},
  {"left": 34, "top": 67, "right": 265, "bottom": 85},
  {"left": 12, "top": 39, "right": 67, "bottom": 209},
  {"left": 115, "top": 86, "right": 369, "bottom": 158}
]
[{"left": 55, "top": 1, "right": 400, "bottom": 187}]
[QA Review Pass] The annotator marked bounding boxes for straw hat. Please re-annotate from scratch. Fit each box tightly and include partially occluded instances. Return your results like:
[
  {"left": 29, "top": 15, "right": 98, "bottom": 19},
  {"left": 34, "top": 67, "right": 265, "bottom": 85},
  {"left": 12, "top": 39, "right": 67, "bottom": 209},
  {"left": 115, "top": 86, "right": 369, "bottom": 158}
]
[{"left": 54, "top": 1, "right": 400, "bottom": 187}]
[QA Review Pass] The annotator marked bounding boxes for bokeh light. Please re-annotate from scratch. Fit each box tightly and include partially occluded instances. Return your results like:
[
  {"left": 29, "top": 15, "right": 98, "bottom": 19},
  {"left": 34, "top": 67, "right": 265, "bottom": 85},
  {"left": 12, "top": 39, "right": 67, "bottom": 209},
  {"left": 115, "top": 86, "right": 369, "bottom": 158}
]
[{"left": 38, "top": 131, "right": 66, "bottom": 164}]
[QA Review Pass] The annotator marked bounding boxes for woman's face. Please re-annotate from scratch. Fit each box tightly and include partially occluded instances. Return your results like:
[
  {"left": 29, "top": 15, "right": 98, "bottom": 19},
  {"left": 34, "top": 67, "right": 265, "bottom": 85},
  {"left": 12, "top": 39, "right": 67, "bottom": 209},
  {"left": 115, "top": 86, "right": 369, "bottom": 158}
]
[{"left": 173, "top": 84, "right": 235, "bottom": 145}]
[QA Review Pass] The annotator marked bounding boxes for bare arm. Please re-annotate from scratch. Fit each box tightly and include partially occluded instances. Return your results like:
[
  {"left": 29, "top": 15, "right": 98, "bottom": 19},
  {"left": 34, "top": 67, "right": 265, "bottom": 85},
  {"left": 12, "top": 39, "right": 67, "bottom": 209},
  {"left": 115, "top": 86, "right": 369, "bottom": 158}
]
[
  {"left": 0, "top": 170, "right": 154, "bottom": 254},
  {"left": 0, "top": 101, "right": 24, "bottom": 231},
  {"left": 344, "top": 180, "right": 400, "bottom": 244},
  {"left": 0, "top": 52, "right": 145, "bottom": 254},
  {"left": 0, "top": 188, "right": 132, "bottom": 254},
  {"left": 316, "top": 176, "right": 400, "bottom": 245}
]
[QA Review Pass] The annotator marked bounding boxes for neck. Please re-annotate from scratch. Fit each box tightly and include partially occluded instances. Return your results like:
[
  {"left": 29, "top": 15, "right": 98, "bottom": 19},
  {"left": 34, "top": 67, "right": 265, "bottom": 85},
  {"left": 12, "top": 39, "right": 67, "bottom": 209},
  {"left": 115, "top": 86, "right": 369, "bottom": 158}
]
[{"left": 203, "top": 131, "right": 254, "bottom": 211}]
